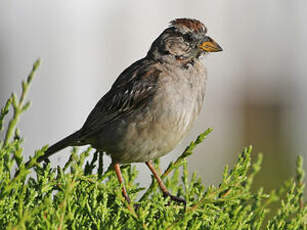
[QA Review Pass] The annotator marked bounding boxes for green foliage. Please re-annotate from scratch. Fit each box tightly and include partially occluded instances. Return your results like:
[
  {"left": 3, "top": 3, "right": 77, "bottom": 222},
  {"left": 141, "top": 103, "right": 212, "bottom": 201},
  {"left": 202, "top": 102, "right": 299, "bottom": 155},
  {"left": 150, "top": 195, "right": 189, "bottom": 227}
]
[{"left": 0, "top": 60, "right": 306, "bottom": 229}]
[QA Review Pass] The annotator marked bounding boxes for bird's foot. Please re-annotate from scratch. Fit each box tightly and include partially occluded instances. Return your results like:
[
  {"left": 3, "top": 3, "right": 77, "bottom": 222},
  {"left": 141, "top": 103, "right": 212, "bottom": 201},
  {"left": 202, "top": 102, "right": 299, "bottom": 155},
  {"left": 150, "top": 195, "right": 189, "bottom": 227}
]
[
  {"left": 133, "top": 203, "right": 140, "bottom": 210},
  {"left": 123, "top": 195, "right": 140, "bottom": 211},
  {"left": 122, "top": 192, "right": 131, "bottom": 204},
  {"left": 163, "top": 191, "right": 186, "bottom": 209}
]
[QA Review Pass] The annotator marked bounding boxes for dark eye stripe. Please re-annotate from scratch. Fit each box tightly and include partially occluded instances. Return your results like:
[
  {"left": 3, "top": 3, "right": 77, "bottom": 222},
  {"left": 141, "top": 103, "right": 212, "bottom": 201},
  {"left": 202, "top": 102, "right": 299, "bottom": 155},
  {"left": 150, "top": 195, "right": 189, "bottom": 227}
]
[{"left": 183, "top": 33, "right": 193, "bottom": 42}]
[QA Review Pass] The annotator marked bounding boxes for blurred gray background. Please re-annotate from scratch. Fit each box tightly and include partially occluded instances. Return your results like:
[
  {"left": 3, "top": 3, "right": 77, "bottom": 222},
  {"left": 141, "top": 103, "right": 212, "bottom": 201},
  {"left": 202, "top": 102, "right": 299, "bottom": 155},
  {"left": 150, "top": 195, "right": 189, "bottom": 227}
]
[{"left": 1, "top": 0, "right": 306, "bottom": 191}]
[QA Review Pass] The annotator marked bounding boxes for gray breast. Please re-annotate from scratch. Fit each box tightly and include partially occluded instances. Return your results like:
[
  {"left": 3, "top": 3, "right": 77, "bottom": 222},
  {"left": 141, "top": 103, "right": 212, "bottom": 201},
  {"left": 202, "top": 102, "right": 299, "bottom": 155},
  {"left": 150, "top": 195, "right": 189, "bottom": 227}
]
[{"left": 101, "top": 60, "right": 207, "bottom": 163}]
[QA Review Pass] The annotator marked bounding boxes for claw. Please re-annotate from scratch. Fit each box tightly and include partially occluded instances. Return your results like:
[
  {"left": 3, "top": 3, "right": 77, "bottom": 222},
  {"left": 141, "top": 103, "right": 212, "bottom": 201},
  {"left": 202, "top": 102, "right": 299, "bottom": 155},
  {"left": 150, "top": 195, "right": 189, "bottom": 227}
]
[{"left": 163, "top": 191, "right": 186, "bottom": 210}]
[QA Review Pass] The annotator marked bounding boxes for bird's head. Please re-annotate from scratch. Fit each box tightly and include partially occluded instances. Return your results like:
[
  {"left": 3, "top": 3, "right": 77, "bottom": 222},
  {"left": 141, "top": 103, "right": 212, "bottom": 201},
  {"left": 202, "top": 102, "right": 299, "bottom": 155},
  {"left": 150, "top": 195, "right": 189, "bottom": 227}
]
[{"left": 148, "top": 18, "right": 222, "bottom": 62}]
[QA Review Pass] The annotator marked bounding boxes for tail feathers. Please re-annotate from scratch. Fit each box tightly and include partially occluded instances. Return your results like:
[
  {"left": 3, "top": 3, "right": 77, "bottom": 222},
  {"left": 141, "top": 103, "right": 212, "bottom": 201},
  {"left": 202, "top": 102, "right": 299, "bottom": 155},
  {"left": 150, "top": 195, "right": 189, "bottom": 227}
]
[
  {"left": 14, "top": 130, "right": 83, "bottom": 177},
  {"left": 37, "top": 130, "right": 82, "bottom": 163}
]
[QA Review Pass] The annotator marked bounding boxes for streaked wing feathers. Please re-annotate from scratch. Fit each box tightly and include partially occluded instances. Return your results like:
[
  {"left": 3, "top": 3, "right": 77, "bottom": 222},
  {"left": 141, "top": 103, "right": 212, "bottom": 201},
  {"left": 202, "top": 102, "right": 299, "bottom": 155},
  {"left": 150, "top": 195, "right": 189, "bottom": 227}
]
[{"left": 80, "top": 58, "right": 161, "bottom": 139}]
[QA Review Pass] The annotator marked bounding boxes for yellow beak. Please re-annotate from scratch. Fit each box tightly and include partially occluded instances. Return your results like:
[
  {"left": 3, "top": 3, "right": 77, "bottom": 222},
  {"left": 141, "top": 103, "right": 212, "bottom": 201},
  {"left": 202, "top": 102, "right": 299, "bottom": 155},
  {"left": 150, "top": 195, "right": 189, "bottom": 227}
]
[{"left": 199, "top": 36, "right": 223, "bottom": 52}]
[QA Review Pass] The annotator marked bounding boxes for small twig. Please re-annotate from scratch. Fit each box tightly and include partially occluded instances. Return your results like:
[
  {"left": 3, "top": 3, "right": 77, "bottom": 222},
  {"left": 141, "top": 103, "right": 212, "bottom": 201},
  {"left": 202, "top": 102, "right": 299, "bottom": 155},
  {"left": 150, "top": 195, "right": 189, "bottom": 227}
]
[
  {"left": 84, "top": 151, "right": 98, "bottom": 175},
  {"left": 98, "top": 151, "right": 104, "bottom": 179},
  {"left": 296, "top": 156, "right": 305, "bottom": 209},
  {"left": 0, "top": 97, "right": 12, "bottom": 132},
  {"left": 4, "top": 59, "right": 40, "bottom": 146}
]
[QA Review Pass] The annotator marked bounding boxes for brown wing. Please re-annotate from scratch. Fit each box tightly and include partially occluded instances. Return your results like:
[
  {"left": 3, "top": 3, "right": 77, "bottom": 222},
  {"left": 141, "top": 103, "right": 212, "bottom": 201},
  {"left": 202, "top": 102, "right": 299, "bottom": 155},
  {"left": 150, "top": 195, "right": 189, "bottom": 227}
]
[{"left": 79, "top": 58, "right": 161, "bottom": 139}]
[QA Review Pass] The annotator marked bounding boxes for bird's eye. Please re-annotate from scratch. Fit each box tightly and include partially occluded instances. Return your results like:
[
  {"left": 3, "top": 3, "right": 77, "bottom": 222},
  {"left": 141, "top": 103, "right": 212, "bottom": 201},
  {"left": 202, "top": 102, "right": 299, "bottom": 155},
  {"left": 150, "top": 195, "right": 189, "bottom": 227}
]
[{"left": 183, "top": 33, "right": 193, "bottom": 42}]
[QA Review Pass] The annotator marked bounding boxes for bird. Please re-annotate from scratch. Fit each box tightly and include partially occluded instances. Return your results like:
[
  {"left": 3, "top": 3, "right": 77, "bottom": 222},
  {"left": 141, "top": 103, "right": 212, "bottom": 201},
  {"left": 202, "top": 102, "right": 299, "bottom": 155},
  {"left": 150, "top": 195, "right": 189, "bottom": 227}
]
[{"left": 28, "top": 18, "right": 222, "bottom": 204}]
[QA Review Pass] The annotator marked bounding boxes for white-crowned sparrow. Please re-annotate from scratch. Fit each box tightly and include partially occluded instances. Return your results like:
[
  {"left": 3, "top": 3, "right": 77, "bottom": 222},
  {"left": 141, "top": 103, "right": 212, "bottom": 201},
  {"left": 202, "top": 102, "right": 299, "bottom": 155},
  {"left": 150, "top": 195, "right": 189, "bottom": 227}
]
[{"left": 30, "top": 18, "right": 222, "bottom": 204}]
